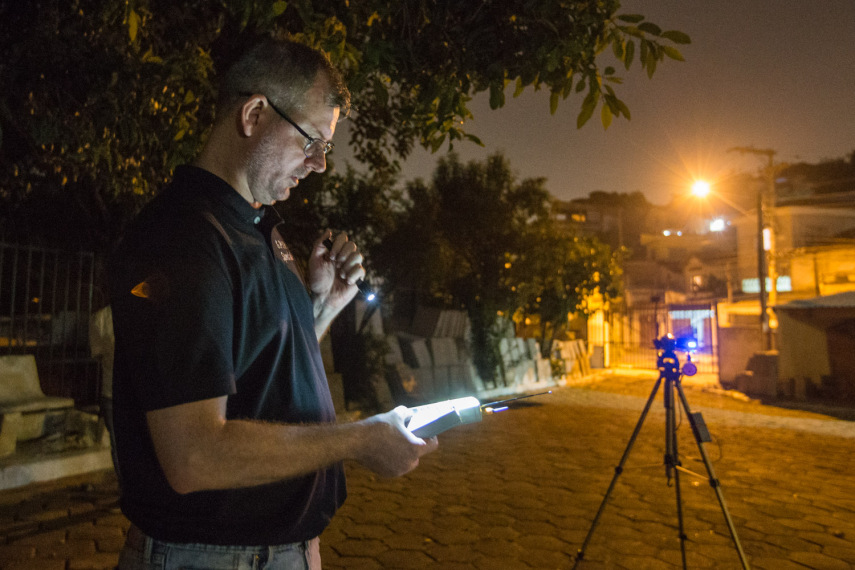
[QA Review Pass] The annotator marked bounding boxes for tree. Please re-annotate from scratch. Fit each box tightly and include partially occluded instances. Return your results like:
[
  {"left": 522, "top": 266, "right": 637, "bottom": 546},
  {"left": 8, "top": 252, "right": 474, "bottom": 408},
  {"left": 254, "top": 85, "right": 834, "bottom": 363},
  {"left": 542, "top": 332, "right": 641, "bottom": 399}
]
[
  {"left": 512, "top": 219, "right": 623, "bottom": 358},
  {"left": 373, "top": 152, "right": 552, "bottom": 384},
  {"left": 0, "top": 0, "right": 688, "bottom": 250}
]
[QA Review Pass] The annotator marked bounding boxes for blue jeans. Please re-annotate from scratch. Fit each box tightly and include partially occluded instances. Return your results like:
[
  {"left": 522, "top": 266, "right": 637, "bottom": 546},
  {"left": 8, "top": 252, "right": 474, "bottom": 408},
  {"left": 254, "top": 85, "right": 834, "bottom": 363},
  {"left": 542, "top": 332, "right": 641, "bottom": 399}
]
[{"left": 118, "top": 525, "right": 321, "bottom": 570}]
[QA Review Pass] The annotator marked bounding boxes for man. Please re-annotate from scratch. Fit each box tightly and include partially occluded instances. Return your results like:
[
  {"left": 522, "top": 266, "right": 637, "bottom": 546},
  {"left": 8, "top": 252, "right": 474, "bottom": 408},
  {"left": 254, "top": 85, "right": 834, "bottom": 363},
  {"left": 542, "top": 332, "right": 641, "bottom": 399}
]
[{"left": 110, "top": 38, "right": 438, "bottom": 569}]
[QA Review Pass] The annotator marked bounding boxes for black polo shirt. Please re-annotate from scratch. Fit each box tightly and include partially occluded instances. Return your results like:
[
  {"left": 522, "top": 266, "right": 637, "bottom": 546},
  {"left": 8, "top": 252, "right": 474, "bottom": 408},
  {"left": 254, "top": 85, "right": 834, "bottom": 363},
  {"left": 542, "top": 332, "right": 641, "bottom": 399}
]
[{"left": 109, "top": 165, "right": 345, "bottom": 545}]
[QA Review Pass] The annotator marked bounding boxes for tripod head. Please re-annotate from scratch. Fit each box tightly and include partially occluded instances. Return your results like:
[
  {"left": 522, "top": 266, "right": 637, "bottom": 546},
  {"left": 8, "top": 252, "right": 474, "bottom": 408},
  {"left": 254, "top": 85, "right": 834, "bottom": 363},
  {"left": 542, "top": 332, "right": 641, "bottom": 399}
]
[{"left": 654, "top": 333, "right": 698, "bottom": 380}]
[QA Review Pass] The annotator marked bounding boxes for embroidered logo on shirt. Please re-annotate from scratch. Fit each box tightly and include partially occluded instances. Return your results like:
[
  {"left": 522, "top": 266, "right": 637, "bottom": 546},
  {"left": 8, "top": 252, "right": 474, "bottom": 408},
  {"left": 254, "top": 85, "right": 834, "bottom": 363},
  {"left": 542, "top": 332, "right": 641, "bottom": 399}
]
[
  {"left": 131, "top": 272, "right": 169, "bottom": 302},
  {"left": 273, "top": 239, "right": 294, "bottom": 263}
]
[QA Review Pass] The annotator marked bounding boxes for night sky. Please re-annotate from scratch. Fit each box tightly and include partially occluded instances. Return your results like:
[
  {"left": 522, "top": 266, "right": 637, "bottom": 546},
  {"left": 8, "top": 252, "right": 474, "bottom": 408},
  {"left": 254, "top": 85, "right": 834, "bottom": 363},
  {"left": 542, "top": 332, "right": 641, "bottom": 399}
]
[{"left": 336, "top": 0, "right": 855, "bottom": 205}]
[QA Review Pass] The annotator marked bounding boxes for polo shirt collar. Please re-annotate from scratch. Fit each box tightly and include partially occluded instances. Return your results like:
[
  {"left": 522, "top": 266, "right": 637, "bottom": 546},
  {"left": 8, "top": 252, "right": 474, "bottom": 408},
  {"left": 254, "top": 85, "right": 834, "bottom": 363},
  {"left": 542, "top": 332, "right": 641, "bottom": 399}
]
[{"left": 173, "top": 165, "right": 277, "bottom": 227}]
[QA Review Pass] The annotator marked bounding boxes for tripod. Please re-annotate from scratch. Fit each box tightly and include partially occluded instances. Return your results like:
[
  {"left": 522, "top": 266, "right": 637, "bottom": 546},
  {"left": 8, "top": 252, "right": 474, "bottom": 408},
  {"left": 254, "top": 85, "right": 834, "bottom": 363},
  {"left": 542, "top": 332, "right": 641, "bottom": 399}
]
[{"left": 573, "top": 335, "right": 750, "bottom": 569}]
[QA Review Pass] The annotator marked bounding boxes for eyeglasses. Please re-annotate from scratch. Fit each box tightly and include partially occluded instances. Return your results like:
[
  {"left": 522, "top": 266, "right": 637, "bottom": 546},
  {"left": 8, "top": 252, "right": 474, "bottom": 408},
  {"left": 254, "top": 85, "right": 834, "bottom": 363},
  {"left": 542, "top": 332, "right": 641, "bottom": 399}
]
[{"left": 242, "top": 93, "right": 334, "bottom": 158}]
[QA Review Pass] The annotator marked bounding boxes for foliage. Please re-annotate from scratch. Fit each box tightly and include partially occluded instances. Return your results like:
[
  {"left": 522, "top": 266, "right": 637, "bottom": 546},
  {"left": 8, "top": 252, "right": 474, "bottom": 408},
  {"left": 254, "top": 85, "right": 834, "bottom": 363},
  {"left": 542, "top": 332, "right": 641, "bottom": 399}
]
[
  {"left": 0, "top": 0, "right": 219, "bottom": 247},
  {"left": 565, "top": 190, "right": 653, "bottom": 256},
  {"left": 777, "top": 150, "right": 855, "bottom": 196},
  {"left": 370, "top": 152, "right": 622, "bottom": 384},
  {"left": 273, "top": 163, "right": 402, "bottom": 284},
  {"left": 0, "top": 0, "right": 688, "bottom": 250},
  {"left": 511, "top": 218, "right": 623, "bottom": 357}
]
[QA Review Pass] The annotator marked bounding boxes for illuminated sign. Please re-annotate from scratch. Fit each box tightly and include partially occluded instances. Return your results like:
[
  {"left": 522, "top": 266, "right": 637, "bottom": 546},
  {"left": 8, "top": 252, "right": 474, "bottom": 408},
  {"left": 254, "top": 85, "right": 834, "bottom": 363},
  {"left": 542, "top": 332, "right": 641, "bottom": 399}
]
[{"left": 741, "top": 276, "right": 792, "bottom": 293}]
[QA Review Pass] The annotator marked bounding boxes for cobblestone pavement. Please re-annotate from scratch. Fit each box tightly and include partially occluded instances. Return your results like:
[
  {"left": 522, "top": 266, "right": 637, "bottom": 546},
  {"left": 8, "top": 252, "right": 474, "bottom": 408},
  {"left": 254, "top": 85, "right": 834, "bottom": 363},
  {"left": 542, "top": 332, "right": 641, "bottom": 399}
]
[{"left": 0, "top": 378, "right": 853, "bottom": 569}]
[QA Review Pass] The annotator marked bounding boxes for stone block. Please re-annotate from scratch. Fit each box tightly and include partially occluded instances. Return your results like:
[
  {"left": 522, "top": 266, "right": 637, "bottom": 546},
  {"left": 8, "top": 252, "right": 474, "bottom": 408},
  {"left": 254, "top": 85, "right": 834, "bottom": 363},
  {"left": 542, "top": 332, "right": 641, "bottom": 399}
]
[{"left": 409, "top": 339, "right": 433, "bottom": 369}]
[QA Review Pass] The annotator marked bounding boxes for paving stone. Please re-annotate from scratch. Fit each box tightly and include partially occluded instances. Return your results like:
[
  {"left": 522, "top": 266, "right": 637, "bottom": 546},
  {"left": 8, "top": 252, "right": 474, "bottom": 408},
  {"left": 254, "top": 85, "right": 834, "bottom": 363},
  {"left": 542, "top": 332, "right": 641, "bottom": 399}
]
[
  {"left": 3, "top": 559, "right": 66, "bottom": 570},
  {"left": 0, "top": 543, "right": 35, "bottom": 562},
  {"left": 67, "top": 551, "right": 120, "bottom": 569},
  {"left": 380, "top": 533, "right": 435, "bottom": 551},
  {"left": 67, "top": 523, "right": 123, "bottom": 540},
  {"left": 330, "top": 537, "right": 388, "bottom": 558},
  {"left": 789, "top": 550, "right": 853, "bottom": 570},
  {"left": 19, "top": 508, "right": 68, "bottom": 523},
  {"left": 749, "top": 557, "right": 812, "bottom": 570},
  {"left": 322, "top": 555, "right": 382, "bottom": 569},
  {"left": 425, "top": 543, "right": 482, "bottom": 563},
  {"left": 35, "top": 538, "right": 97, "bottom": 558},
  {"left": 426, "top": 527, "right": 480, "bottom": 546},
  {"left": 341, "top": 523, "right": 393, "bottom": 540},
  {"left": 374, "top": 549, "right": 438, "bottom": 569},
  {"left": 12, "top": 529, "right": 66, "bottom": 546},
  {"left": 472, "top": 555, "right": 526, "bottom": 569},
  {"left": 470, "top": 537, "right": 524, "bottom": 558},
  {"left": 619, "top": 556, "right": 682, "bottom": 569}
]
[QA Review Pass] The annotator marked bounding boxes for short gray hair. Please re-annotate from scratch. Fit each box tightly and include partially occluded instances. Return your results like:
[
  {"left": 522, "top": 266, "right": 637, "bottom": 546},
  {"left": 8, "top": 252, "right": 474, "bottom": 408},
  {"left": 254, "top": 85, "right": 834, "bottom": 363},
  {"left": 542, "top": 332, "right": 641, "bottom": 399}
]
[{"left": 218, "top": 38, "right": 350, "bottom": 119}]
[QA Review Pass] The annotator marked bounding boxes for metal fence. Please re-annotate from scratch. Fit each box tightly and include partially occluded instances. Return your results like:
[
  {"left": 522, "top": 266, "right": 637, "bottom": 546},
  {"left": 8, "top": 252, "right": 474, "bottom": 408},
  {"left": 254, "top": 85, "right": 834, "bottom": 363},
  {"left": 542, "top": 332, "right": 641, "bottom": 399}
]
[
  {"left": 606, "top": 303, "right": 720, "bottom": 375},
  {"left": 1, "top": 242, "right": 101, "bottom": 407}
]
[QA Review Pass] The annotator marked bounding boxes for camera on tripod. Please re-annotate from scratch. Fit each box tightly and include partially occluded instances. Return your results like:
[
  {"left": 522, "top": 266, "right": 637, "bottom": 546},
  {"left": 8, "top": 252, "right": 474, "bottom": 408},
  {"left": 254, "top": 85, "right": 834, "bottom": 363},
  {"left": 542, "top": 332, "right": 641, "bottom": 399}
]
[{"left": 653, "top": 333, "right": 698, "bottom": 353}]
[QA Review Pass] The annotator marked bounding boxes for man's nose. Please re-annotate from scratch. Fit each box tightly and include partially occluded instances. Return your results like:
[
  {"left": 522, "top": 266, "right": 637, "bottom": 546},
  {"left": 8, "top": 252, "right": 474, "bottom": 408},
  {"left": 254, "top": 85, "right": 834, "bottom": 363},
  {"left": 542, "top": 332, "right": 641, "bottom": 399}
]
[{"left": 306, "top": 152, "right": 326, "bottom": 173}]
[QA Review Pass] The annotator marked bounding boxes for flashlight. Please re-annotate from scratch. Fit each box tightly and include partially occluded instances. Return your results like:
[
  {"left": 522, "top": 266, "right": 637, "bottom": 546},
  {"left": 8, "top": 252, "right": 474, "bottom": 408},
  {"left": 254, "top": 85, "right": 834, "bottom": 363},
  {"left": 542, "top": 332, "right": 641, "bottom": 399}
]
[{"left": 322, "top": 238, "right": 376, "bottom": 301}]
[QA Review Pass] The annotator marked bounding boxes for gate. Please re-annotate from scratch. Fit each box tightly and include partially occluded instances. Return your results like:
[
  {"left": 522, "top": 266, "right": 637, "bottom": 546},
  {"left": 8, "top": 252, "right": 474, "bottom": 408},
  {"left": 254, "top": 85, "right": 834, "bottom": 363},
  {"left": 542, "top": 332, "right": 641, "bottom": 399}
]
[
  {"left": 607, "top": 303, "right": 719, "bottom": 374},
  {"left": 1, "top": 242, "right": 101, "bottom": 406}
]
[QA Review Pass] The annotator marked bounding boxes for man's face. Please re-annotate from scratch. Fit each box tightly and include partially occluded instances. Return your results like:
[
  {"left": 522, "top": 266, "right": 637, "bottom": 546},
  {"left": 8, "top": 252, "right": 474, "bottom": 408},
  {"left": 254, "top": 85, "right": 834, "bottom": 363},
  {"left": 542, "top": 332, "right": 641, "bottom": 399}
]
[{"left": 246, "top": 77, "right": 340, "bottom": 205}]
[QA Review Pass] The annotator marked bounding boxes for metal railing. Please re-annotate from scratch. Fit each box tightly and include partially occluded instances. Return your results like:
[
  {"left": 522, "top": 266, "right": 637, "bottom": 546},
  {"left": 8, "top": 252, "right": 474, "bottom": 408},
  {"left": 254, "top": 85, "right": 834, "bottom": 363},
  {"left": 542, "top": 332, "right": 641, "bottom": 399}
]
[
  {"left": 1, "top": 242, "right": 101, "bottom": 407},
  {"left": 607, "top": 304, "right": 720, "bottom": 375}
]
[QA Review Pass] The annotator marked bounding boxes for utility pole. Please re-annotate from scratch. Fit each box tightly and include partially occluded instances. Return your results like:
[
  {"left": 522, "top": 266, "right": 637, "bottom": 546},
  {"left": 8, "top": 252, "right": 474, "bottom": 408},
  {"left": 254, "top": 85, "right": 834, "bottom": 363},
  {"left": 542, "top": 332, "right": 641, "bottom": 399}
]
[{"left": 728, "top": 146, "right": 778, "bottom": 351}]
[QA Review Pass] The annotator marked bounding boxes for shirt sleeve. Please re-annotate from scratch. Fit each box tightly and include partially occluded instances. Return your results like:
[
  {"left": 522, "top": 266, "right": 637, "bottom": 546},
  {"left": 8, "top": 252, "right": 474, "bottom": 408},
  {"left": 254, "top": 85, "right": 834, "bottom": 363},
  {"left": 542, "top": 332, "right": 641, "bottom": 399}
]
[{"left": 115, "top": 218, "right": 238, "bottom": 411}]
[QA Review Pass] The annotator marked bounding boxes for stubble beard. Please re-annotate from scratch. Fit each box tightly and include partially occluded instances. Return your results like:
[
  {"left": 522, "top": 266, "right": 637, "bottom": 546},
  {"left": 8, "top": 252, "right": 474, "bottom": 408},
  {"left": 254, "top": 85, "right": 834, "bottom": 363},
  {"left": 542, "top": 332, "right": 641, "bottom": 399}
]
[{"left": 247, "top": 137, "right": 305, "bottom": 205}]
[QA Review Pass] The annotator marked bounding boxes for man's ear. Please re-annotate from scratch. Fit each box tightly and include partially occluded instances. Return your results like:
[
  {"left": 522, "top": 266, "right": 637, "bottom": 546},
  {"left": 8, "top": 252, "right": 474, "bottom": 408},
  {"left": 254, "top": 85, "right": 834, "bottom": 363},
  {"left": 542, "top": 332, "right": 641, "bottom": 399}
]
[{"left": 237, "top": 95, "right": 266, "bottom": 137}]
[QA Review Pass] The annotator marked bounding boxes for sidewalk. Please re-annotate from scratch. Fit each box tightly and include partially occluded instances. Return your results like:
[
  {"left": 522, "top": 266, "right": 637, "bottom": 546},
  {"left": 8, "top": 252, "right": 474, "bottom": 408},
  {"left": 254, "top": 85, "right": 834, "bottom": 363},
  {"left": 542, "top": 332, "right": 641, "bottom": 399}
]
[{"left": 0, "top": 376, "right": 853, "bottom": 569}]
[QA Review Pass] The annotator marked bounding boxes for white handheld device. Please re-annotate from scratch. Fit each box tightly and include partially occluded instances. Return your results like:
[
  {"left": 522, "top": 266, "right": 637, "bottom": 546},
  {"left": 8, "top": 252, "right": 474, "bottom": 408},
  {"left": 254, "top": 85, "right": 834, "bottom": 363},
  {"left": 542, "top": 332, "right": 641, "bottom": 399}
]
[
  {"left": 406, "top": 396, "right": 482, "bottom": 438},
  {"left": 404, "top": 391, "right": 552, "bottom": 438}
]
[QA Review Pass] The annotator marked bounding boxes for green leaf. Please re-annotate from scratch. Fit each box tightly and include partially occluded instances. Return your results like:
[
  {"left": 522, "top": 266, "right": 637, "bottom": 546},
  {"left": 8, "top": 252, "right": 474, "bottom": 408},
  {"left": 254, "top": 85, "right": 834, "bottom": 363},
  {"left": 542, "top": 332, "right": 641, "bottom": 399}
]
[
  {"left": 661, "top": 45, "right": 685, "bottom": 61},
  {"left": 661, "top": 30, "right": 692, "bottom": 45},
  {"left": 577, "top": 91, "right": 597, "bottom": 129},
  {"left": 615, "top": 98, "right": 631, "bottom": 119},
  {"left": 646, "top": 55, "right": 657, "bottom": 78},
  {"left": 513, "top": 77, "right": 525, "bottom": 98},
  {"left": 617, "top": 14, "right": 645, "bottom": 23},
  {"left": 141, "top": 48, "right": 163, "bottom": 64},
  {"left": 549, "top": 91, "right": 559, "bottom": 115},
  {"left": 272, "top": 1, "right": 288, "bottom": 16},
  {"left": 489, "top": 84, "right": 504, "bottom": 110},
  {"left": 638, "top": 22, "right": 662, "bottom": 36},
  {"left": 128, "top": 9, "right": 140, "bottom": 43},
  {"left": 619, "top": 25, "right": 644, "bottom": 39},
  {"left": 624, "top": 41, "right": 635, "bottom": 69},
  {"left": 611, "top": 37, "right": 624, "bottom": 60},
  {"left": 601, "top": 101, "right": 613, "bottom": 129},
  {"left": 464, "top": 133, "right": 484, "bottom": 146}
]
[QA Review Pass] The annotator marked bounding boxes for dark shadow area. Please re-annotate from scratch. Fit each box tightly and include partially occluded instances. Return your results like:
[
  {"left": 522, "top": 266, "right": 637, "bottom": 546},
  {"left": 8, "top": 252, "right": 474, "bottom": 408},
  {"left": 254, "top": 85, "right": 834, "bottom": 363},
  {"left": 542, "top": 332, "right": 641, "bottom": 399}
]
[{"left": 759, "top": 397, "right": 855, "bottom": 422}]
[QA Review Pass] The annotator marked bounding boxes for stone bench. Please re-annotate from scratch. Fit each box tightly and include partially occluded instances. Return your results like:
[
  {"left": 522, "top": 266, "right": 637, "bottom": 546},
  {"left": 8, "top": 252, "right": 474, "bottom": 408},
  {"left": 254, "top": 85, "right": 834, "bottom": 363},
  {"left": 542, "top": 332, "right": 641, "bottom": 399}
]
[{"left": 0, "top": 355, "right": 75, "bottom": 456}]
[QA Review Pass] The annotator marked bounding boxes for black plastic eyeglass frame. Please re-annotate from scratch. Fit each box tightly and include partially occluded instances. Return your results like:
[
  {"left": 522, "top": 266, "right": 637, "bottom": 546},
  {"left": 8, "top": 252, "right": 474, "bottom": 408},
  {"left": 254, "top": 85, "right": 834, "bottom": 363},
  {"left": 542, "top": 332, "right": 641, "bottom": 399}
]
[{"left": 240, "top": 93, "right": 334, "bottom": 157}]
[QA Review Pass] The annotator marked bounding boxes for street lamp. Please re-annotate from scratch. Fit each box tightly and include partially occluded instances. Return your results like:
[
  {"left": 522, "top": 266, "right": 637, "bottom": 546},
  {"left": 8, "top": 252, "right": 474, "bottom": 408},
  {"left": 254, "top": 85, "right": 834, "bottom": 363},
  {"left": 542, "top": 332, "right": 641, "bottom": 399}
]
[
  {"left": 728, "top": 147, "right": 778, "bottom": 351},
  {"left": 689, "top": 175, "right": 769, "bottom": 351},
  {"left": 691, "top": 180, "right": 711, "bottom": 199}
]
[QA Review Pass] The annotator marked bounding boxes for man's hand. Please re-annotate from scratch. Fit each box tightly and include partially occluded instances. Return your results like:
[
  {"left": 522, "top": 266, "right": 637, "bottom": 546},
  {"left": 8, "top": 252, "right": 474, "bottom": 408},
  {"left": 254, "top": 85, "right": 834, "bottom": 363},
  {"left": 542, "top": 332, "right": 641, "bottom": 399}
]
[
  {"left": 308, "top": 230, "right": 364, "bottom": 315},
  {"left": 356, "top": 406, "right": 439, "bottom": 478}
]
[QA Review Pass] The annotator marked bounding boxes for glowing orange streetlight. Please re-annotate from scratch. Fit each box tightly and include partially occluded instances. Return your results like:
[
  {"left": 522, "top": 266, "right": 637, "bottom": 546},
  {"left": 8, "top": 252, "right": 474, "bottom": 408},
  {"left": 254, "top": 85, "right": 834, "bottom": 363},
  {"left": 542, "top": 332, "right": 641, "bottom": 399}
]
[{"left": 691, "top": 180, "right": 711, "bottom": 199}]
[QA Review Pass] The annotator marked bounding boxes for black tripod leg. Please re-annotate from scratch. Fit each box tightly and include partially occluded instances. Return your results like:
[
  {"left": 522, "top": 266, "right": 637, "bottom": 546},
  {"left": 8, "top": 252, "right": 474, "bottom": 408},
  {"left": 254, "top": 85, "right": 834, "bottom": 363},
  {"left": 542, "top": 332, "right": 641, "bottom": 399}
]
[
  {"left": 664, "top": 378, "right": 689, "bottom": 569},
  {"left": 674, "top": 382, "right": 751, "bottom": 570},
  {"left": 573, "top": 375, "right": 664, "bottom": 568}
]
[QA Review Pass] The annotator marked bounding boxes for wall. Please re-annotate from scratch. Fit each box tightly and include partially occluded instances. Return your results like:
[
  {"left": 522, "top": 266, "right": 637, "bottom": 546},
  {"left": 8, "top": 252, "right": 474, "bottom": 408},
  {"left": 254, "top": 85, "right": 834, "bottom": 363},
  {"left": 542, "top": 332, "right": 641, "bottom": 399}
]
[
  {"left": 776, "top": 311, "right": 831, "bottom": 394},
  {"left": 717, "top": 326, "right": 762, "bottom": 385}
]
